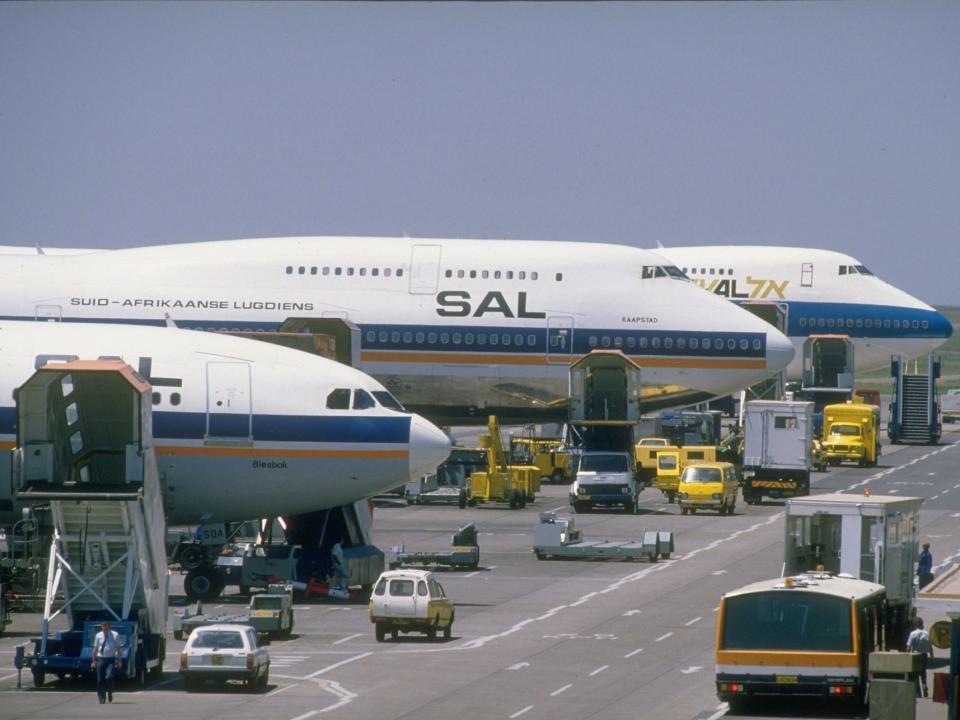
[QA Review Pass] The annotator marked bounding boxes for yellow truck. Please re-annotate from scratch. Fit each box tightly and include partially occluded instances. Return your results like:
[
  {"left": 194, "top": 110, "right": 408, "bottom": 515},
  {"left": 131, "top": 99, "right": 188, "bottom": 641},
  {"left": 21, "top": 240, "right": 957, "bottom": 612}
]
[
  {"left": 509, "top": 437, "right": 574, "bottom": 484},
  {"left": 654, "top": 445, "right": 720, "bottom": 503},
  {"left": 464, "top": 416, "right": 541, "bottom": 509},
  {"left": 820, "top": 402, "right": 881, "bottom": 467},
  {"left": 634, "top": 437, "right": 670, "bottom": 487}
]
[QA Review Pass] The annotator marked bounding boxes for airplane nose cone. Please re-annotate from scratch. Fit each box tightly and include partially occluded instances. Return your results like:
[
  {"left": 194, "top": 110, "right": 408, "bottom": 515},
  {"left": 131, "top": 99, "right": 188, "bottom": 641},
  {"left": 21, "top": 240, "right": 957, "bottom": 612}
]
[
  {"left": 409, "top": 414, "right": 452, "bottom": 479},
  {"left": 926, "top": 308, "right": 954, "bottom": 340},
  {"left": 765, "top": 327, "right": 796, "bottom": 373}
]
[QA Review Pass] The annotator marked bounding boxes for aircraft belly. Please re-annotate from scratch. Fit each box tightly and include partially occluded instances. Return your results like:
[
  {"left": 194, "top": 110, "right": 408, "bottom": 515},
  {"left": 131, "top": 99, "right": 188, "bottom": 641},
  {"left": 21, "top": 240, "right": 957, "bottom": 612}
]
[{"left": 160, "top": 451, "right": 408, "bottom": 524}]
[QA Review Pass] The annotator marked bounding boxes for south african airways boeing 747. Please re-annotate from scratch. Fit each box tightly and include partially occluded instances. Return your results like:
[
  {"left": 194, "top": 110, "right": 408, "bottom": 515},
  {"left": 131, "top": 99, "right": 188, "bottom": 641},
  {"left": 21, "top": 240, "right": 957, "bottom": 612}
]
[{"left": 0, "top": 237, "right": 795, "bottom": 422}]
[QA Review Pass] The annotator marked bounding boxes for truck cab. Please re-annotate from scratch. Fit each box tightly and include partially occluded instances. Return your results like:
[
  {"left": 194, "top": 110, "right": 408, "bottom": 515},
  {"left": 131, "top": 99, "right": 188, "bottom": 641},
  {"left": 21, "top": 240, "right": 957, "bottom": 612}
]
[
  {"left": 569, "top": 451, "right": 639, "bottom": 514},
  {"left": 820, "top": 402, "right": 880, "bottom": 467}
]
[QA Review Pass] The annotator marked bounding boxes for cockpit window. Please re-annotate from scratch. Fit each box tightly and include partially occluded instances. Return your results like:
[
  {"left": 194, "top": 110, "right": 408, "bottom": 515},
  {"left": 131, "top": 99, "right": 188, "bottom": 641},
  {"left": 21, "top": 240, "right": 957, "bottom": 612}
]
[
  {"left": 642, "top": 265, "right": 688, "bottom": 280},
  {"left": 373, "top": 390, "right": 407, "bottom": 412},
  {"left": 839, "top": 264, "right": 874, "bottom": 276},
  {"left": 326, "top": 388, "right": 351, "bottom": 410},
  {"left": 352, "top": 389, "right": 376, "bottom": 410}
]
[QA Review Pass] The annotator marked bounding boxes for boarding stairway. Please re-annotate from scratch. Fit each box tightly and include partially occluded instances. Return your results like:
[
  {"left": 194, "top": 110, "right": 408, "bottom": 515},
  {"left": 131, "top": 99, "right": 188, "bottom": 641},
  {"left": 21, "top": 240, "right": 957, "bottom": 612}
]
[
  {"left": 13, "top": 361, "right": 168, "bottom": 662},
  {"left": 888, "top": 355, "right": 941, "bottom": 445}
]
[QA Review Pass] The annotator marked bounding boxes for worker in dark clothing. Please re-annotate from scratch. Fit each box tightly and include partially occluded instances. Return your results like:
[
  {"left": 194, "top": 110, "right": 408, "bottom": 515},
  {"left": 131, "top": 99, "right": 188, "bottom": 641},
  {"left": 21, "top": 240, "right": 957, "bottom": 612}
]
[{"left": 918, "top": 542, "right": 934, "bottom": 589}]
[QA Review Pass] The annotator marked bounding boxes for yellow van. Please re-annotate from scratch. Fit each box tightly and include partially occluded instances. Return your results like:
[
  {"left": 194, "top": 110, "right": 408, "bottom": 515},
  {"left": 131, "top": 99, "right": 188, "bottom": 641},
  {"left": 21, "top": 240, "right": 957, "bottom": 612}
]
[{"left": 677, "top": 462, "right": 739, "bottom": 516}]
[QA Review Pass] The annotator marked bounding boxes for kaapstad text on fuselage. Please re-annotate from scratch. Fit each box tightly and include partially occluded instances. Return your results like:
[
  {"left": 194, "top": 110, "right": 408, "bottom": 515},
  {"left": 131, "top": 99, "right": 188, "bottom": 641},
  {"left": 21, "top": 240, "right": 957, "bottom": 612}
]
[{"left": 0, "top": 237, "right": 795, "bottom": 424}]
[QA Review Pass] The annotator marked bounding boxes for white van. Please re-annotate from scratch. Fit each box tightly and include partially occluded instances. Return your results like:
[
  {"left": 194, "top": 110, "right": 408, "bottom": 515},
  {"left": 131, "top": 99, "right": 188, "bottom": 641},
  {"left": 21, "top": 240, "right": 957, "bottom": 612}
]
[{"left": 368, "top": 569, "right": 454, "bottom": 642}]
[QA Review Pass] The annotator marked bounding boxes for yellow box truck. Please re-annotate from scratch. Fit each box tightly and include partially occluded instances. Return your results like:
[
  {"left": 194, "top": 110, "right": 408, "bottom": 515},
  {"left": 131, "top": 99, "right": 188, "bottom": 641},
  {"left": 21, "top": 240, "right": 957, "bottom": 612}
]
[{"left": 820, "top": 402, "right": 880, "bottom": 467}]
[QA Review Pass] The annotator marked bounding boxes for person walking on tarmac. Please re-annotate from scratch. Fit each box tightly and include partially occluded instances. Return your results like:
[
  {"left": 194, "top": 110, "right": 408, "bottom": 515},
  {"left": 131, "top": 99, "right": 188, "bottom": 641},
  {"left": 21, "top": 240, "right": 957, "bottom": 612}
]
[
  {"left": 918, "top": 542, "right": 934, "bottom": 589},
  {"left": 907, "top": 618, "right": 934, "bottom": 698},
  {"left": 91, "top": 620, "right": 122, "bottom": 704}
]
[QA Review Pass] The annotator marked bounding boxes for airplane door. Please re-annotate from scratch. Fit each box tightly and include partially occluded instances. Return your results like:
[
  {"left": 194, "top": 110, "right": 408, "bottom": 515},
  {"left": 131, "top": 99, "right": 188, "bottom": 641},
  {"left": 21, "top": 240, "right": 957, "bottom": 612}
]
[
  {"left": 408, "top": 244, "right": 442, "bottom": 295},
  {"left": 206, "top": 362, "right": 252, "bottom": 441},
  {"left": 801, "top": 263, "right": 813, "bottom": 287},
  {"left": 547, "top": 316, "right": 574, "bottom": 364}
]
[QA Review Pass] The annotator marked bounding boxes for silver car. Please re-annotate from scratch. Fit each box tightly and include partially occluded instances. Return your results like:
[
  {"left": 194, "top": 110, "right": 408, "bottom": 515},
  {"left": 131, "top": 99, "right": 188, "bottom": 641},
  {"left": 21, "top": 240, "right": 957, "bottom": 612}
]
[{"left": 179, "top": 624, "right": 270, "bottom": 692}]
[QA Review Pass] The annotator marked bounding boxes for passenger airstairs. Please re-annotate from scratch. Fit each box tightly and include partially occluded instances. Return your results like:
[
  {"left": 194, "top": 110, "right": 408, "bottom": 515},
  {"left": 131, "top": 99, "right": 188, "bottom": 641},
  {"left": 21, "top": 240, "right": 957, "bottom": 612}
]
[
  {"left": 14, "top": 361, "right": 167, "bottom": 685},
  {"left": 888, "top": 355, "right": 941, "bottom": 445}
]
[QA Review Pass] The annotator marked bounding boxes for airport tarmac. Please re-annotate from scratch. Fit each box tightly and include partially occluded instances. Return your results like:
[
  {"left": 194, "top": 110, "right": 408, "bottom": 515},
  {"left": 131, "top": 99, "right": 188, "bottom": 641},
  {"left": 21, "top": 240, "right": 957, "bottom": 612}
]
[{"left": 1, "top": 428, "right": 958, "bottom": 720}]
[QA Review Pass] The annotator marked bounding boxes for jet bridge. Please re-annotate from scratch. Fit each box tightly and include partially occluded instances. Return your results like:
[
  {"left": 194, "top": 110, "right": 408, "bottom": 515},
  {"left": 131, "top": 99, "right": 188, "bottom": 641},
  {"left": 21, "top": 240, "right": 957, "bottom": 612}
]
[{"left": 13, "top": 361, "right": 167, "bottom": 686}]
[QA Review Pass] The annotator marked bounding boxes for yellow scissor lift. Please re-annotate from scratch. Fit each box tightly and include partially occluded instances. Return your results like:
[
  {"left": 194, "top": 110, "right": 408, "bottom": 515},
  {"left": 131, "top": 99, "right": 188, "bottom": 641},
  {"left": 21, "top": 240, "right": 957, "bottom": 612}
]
[{"left": 462, "top": 416, "right": 540, "bottom": 509}]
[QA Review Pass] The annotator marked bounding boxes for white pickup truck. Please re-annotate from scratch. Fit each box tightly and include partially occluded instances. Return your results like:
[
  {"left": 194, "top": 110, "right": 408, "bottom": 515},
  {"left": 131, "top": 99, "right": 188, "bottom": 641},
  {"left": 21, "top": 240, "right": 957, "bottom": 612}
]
[{"left": 569, "top": 451, "right": 640, "bottom": 514}]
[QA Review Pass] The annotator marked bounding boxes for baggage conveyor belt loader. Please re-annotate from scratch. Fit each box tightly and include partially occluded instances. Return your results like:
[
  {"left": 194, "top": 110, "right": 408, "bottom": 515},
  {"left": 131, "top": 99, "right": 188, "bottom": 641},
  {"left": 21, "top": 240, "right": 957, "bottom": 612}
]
[
  {"left": 386, "top": 523, "right": 479, "bottom": 570},
  {"left": 533, "top": 513, "right": 673, "bottom": 562},
  {"left": 13, "top": 361, "right": 168, "bottom": 687}
]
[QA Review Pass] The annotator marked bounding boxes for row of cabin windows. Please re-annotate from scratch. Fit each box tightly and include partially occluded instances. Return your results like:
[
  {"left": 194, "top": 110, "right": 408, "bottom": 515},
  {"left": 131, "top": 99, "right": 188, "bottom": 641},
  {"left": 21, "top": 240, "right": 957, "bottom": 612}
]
[
  {"left": 444, "top": 269, "right": 556, "bottom": 281},
  {"left": 285, "top": 265, "right": 405, "bottom": 278},
  {"left": 683, "top": 267, "right": 734, "bottom": 276},
  {"left": 366, "top": 329, "right": 540, "bottom": 348},
  {"left": 798, "top": 317, "right": 929, "bottom": 330},
  {"left": 587, "top": 335, "right": 762, "bottom": 352},
  {"left": 364, "top": 328, "right": 760, "bottom": 353}
]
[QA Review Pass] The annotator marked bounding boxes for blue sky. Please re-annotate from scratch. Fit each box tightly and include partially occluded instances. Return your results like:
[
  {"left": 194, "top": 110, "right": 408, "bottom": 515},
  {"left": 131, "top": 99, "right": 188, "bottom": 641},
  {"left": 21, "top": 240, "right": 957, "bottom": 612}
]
[{"left": 1, "top": 2, "right": 957, "bottom": 304}]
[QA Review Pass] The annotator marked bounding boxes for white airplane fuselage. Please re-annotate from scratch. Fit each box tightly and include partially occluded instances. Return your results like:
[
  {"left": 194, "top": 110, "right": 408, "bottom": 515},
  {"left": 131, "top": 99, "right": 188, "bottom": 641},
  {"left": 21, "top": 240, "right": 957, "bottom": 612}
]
[
  {"left": 653, "top": 246, "right": 953, "bottom": 380},
  {"left": 0, "top": 237, "right": 795, "bottom": 423},
  {"left": 0, "top": 321, "right": 450, "bottom": 526}
]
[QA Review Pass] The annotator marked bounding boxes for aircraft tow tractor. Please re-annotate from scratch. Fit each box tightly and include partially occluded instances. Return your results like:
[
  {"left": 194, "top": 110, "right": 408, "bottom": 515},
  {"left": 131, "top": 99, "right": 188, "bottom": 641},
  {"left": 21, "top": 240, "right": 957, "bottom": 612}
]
[{"left": 533, "top": 512, "right": 673, "bottom": 563}]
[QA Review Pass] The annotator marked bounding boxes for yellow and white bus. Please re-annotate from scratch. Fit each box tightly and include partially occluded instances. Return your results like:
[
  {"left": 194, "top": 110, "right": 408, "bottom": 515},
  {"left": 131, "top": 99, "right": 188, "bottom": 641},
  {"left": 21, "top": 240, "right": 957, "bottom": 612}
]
[{"left": 716, "top": 573, "right": 890, "bottom": 710}]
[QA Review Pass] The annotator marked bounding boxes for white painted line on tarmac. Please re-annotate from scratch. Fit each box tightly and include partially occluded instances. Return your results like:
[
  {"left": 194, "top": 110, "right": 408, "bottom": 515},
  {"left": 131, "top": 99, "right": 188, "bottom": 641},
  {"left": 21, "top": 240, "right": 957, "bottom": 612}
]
[
  {"left": 0, "top": 672, "right": 20, "bottom": 682},
  {"left": 267, "top": 682, "right": 298, "bottom": 697},
  {"left": 589, "top": 664, "right": 609, "bottom": 676},
  {"left": 548, "top": 505, "right": 567, "bottom": 513},
  {"left": 655, "top": 632, "right": 673, "bottom": 642},
  {"left": 624, "top": 647, "right": 643, "bottom": 659},
  {"left": 705, "top": 705, "right": 728, "bottom": 720},
  {"left": 333, "top": 633, "right": 364, "bottom": 646},
  {"left": 291, "top": 712, "right": 319, "bottom": 720},
  {"left": 313, "top": 679, "right": 358, "bottom": 714},
  {"left": 305, "top": 652, "right": 374, "bottom": 678},
  {"left": 509, "top": 705, "right": 534, "bottom": 718},
  {"left": 461, "top": 513, "right": 783, "bottom": 651},
  {"left": 932, "top": 495, "right": 941, "bottom": 500},
  {"left": 685, "top": 616, "right": 702, "bottom": 626},
  {"left": 623, "top": 609, "right": 642, "bottom": 616},
  {"left": 132, "top": 675, "right": 181, "bottom": 694},
  {"left": 889, "top": 489, "right": 900, "bottom": 494},
  {"left": 550, "top": 683, "right": 572, "bottom": 696}
]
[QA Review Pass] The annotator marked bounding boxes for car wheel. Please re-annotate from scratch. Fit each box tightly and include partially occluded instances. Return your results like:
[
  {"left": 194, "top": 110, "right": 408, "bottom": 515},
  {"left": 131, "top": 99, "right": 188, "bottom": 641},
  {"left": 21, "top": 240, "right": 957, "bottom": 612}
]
[
  {"left": 375, "top": 623, "right": 386, "bottom": 642},
  {"left": 174, "top": 629, "right": 184, "bottom": 641},
  {"left": 680, "top": 507, "right": 688, "bottom": 516},
  {"left": 689, "top": 508, "right": 696, "bottom": 515},
  {"left": 151, "top": 641, "right": 165, "bottom": 679},
  {"left": 666, "top": 491, "right": 676, "bottom": 504},
  {"left": 260, "top": 667, "right": 269, "bottom": 690},
  {"left": 550, "top": 470, "right": 564, "bottom": 484},
  {"left": 390, "top": 628, "right": 398, "bottom": 641},
  {"left": 32, "top": 669, "right": 45, "bottom": 688},
  {"left": 185, "top": 677, "right": 201, "bottom": 693},
  {"left": 178, "top": 543, "right": 204, "bottom": 571},
  {"left": 443, "top": 623, "right": 452, "bottom": 640},
  {"left": 458, "top": 490, "right": 467, "bottom": 509}
]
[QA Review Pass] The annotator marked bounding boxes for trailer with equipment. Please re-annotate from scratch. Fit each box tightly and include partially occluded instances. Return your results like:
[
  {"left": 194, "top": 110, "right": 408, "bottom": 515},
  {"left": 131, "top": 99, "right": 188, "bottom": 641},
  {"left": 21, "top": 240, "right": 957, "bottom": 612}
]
[
  {"left": 533, "top": 512, "right": 673, "bottom": 562},
  {"left": 13, "top": 361, "right": 168, "bottom": 687},
  {"left": 386, "top": 523, "right": 479, "bottom": 570}
]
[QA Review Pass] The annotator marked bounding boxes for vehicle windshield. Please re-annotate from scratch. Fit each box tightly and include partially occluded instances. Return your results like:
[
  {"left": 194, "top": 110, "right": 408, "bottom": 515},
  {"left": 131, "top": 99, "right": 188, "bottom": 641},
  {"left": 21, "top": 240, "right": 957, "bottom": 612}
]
[
  {"left": 830, "top": 424, "right": 861, "bottom": 437},
  {"left": 638, "top": 438, "right": 667, "bottom": 446},
  {"left": 682, "top": 467, "right": 721, "bottom": 484},
  {"left": 191, "top": 630, "right": 245, "bottom": 649},
  {"left": 579, "top": 454, "right": 629, "bottom": 473},
  {"left": 721, "top": 591, "right": 852, "bottom": 652}
]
